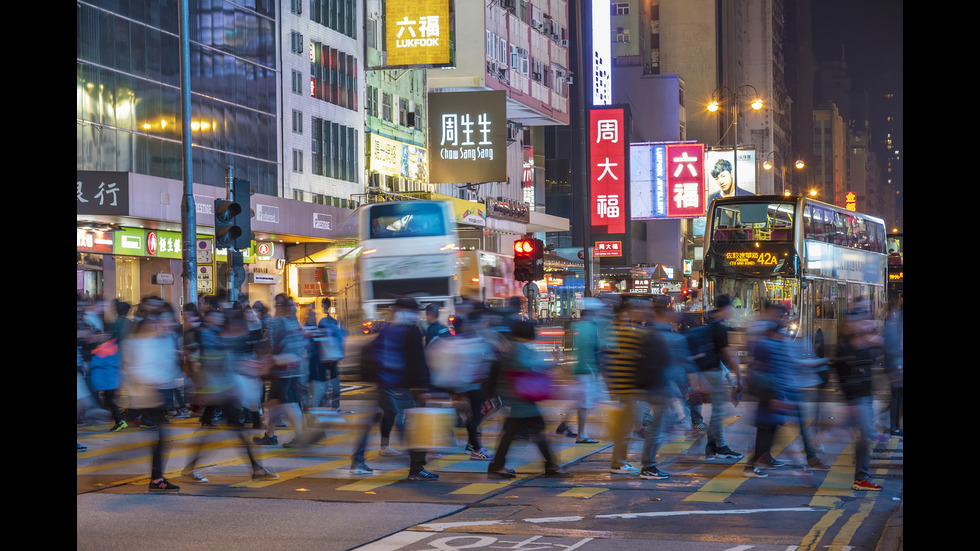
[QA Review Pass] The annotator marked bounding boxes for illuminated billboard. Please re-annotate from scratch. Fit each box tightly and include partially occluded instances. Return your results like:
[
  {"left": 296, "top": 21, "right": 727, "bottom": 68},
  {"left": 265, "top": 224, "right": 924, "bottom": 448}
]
[
  {"left": 427, "top": 90, "right": 507, "bottom": 184},
  {"left": 705, "top": 148, "right": 757, "bottom": 204},
  {"left": 592, "top": 0, "right": 611, "bottom": 105},
  {"left": 631, "top": 142, "right": 707, "bottom": 218},
  {"left": 589, "top": 106, "right": 629, "bottom": 234},
  {"left": 373, "top": 0, "right": 455, "bottom": 69}
]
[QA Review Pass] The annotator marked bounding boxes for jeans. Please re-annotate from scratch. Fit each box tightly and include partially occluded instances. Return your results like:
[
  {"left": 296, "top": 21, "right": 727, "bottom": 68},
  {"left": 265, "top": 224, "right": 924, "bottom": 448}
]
[
  {"left": 488, "top": 416, "right": 558, "bottom": 472},
  {"left": 639, "top": 392, "right": 671, "bottom": 470},
  {"left": 701, "top": 369, "right": 730, "bottom": 448},
  {"left": 848, "top": 395, "right": 876, "bottom": 481},
  {"left": 353, "top": 387, "right": 428, "bottom": 473}
]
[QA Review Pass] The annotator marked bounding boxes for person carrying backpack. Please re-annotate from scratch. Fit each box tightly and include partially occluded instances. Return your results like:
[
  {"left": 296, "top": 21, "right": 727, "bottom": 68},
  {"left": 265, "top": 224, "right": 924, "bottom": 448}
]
[{"left": 687, "top": 295, "right": 744, "bottom": 461}]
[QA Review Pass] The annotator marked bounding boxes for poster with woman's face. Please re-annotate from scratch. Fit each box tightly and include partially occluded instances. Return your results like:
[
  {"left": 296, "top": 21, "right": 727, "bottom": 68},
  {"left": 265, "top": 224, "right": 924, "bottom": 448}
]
[{"left": 705, "top": 149, "right": 757, "bottom": 204}]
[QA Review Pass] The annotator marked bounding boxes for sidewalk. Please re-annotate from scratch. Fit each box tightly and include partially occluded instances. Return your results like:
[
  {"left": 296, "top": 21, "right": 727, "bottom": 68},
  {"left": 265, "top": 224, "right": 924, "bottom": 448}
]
[{"left": 875, "top": 498, "right": 903, "bottom": 551}]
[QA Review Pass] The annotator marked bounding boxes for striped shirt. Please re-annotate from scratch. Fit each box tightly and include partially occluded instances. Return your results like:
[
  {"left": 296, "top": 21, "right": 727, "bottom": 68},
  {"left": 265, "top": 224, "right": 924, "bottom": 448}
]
[{"left": 603, "top": 318, "right": 648, "bottom": 394}]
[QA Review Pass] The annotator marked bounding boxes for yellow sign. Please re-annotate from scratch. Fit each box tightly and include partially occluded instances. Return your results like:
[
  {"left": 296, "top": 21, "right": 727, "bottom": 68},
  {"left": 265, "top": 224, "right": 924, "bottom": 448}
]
[
  {"left": 385, "top": 0, "right": 452, "bottom": 67},
  {"left": 403, "top": 192, "right": 485, "bottom": 226},
  {"left": 725, "top": 251, "right": 779, "bottom": 267}
]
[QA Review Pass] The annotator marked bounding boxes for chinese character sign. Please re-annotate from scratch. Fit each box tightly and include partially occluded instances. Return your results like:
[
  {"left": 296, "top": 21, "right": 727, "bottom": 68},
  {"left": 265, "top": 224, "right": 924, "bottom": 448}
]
[
  {"left": 77, "top": 171, "right": 130, "bottom": 216},
  {"left": 428, "top": 91, "right": 507, "bottom": 184},
  {"left": 383, "top": 0, "right": 453, "bottom": 68},
  {"left": 665, "top": 143, "right": 705, "bottom": 218},
  {"left": 590, "top": 107, "right": 628, "bottom": 234}
]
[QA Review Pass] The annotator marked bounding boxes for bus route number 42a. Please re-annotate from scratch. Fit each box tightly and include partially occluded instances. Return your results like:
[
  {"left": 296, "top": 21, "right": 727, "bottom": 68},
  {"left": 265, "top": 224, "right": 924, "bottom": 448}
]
[{"left": 725, "top": 251, "right": 779, "bottom": 267}]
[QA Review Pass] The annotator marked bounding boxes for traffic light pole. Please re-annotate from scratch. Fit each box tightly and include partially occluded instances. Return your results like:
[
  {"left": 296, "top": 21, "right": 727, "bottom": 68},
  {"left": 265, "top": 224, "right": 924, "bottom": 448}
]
[
  {"left": 225, "top": 165, "right": 239, "bottom": 303},
  {"left": 178, "top": 0, "right": 197, "bottom": 310}
]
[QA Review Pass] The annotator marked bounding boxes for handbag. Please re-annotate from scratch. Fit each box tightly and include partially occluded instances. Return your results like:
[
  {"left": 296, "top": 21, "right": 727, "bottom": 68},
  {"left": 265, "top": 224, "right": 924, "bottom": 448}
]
[{"left": 506, "top": 368, "right": 553, "bottom": 402}]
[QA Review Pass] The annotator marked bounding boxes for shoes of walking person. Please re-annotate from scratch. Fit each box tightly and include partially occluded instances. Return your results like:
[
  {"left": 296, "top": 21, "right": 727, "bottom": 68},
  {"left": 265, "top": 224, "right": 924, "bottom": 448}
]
[
  {"left": 545, "top": 468, "right": 572, "bottom": 478},
  {"left": 575, "top": 436, "right": 599, "bottom": 444},
  {"left": 110, "top": 420, "right": 128, "bottom": 432},
  {"left": 851, "top": 478, "right": 882, "bottom": 491},
  {"left": 806, "top": 457, "right": 831, "bottom": 471},
  {"left": 379, "top": 446, "right": 403, "bottom": 457},
  {"left": 183, "top": 470, "right": 208, "bottom": 483},
  {"left": 350, "top": 462, "right": 374, "bottom": 475},
  {"left": 713, "top": 446, "right": 744, "bottom": 460},
  {"left": 488, "top": 468, "right": 516, "bottom": 479},
  {"left": 610, "top": 463, "right": 640, "bottom": 474},
  {"left": 470, "top": 448, "right": 494, "bottom": 460},
  {"left": 252, "top": 468, "right": 279, "bottom": 481},
  {"left": 640, "top": 467, "right": 670, "bottom": 480},
  {"left": 555, "top": 422, "right": 577, "bottom": 438},
  {"left": 743, "top": 466, "right": 768, "bottom": 478},
  {"left": 406, "top": 469, "right": 439, "bottom": 481},
  {"left": 149, "top": 478, "right": 180, "bottom": 491}
]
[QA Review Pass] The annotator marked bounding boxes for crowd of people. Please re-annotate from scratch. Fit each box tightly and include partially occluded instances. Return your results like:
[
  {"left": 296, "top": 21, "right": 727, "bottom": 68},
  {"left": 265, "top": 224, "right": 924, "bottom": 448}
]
[{"left": 77, "top": 289, "right": 902, "bottom": 492}]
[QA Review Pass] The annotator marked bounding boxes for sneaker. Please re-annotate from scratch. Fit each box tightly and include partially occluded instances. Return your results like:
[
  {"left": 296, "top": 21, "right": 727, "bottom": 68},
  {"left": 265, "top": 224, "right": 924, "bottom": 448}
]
[
  {"left": 488, "top": 467, "right": 517, "bottom": 478},
  {"left": 555, "top": 422, "right": 577, "bottom": 438},
  {"left": 149, "top": 478, "right": 180, "bottom": 491},
  {"left": 575, "top": 436, "right": 599, "bottom": 444},
  {"left": 252, "top": 434, "right": 278, "bottom": 445},
  {"left": 714, "top": 446, "right": 744, "bottom": 460},
  {"left": 761, "top": 457, "right": 787, "bottom": 468},
  {"left": 743, "top": 466, "right": 768, "bottom": 478},
  {"left": 610, "top": 463, "right": 640, "bottom": 475},
  {"left": 252, "top": 468, "right": 279, "bottom": 481},
  {"left": 692, "top": 421, "right": 707, "bottom": 431},
  {"left": 806, "top": 457, "right": 831, "bottom": 471},
  {"left": 464, "top": 443, "right": 474, "bottom": 453},
  {"left": 545, "top": 468, "right": 573, "bottom": 478},
  {"left": 201, "top": 421, "right": 218, "bottom": 428},
  {"left": 705, "top": 441, "right": 718, "bottom": 459},
  {"left": 282, "top": 440, "right": 303, "bottom": 449},
  {"left": 470, "top": 448, "right": 494, "bottom": 461},
  {"left": 406, "top": 469, "right": 439, "bottom": 481},
  {"left": 379, "top": 445, "right": 403, "bottom": 457},
  {"left": 77, "top": 442, "right": 87, "bottom": 452},
  {"left": 852, "top": 478, "right": 882, "bottom": 491},
  {"left": 350, "top": 463, "right": 374, "bottom": 475},
  {"left": 185, "top": 471, "right": 209, "bottom": 483},
  {"left": 640, "top": 467, "right": 670, "bottom": 480},
  {"left": 110, "top": 420, "right": 128, "bottom": 432}
]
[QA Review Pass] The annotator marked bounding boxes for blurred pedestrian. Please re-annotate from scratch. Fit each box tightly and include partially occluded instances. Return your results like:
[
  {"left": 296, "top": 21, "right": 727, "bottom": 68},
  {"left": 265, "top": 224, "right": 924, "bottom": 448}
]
[
  {"left": 120, "top": 298, "right": 181, "bottom": 491},
  {"left": 254, "top": 294, "right": 307, "bottom": 447},
  {"left": 604, "top": 298, "right": 648, "bottom": 475},
  {"left": 351, "top": 297, "right": 440, "bottom": 480},
  {"left": 688, "top": 295, "right": 744, "bottom": 460},
  {"left": 423, "top": 303, "right": 451, "bottom": 347},
  {"left": 883, "top": 298, "right": 903, "bottom": 437},
  {"left": 486, "top": 320, "right": 571, "bottom": 479},
  {"left": 85, "top": 297, "right": 127, "bottom": 432},
  {"left": 315, "top": 297, "right": 347, "bottom": 413},
  {"left": 562, "top": 297, "right": 611, "bottom": 444},
  {"left": 834, "top": 306, "right": 884, "bottom": 491},
  {"left": 182, "top": 305, "right": 277, "bottom": 483}
]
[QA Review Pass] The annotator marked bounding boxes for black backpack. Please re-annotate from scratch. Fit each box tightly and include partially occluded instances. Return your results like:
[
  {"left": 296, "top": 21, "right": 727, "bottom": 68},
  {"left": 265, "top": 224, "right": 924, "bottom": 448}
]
[{"left": 685, "top": 323, "right": 715, "bottom": 371}]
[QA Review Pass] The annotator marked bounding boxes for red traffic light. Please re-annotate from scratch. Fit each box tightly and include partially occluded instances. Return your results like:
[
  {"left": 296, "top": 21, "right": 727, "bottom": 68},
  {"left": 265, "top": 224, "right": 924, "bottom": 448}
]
[{"left": 514, "top": 239, "right": 534, "bottom": 255}]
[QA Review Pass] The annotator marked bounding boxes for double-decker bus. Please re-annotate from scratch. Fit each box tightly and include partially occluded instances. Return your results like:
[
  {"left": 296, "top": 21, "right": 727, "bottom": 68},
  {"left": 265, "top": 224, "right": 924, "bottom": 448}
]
[
  {"left": 702, "top": 195, "right": 889, "bottom": 360},
  {"left": 886, "top": 233, "right": 903, "bottom": 304},
  {"left": 333, "top": 200, "right": 461, "bottom": 332},
  {"left": 457, "top": 249, "right": 523, "bottom": 308}
]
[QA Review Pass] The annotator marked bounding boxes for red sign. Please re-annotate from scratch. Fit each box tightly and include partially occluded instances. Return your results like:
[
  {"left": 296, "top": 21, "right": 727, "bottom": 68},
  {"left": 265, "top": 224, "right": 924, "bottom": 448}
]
[
  {"left": 665, "top": 143, "right": 705, "bottom": 217},
  {"left": 146, "top": 231, "right": 158, "bottom": 256},
  {"left": 594, "top": 240, "right": 623, "bottom": 257},
  {"left": 590, "top": 107, "right": 628, "bottom": 234}
]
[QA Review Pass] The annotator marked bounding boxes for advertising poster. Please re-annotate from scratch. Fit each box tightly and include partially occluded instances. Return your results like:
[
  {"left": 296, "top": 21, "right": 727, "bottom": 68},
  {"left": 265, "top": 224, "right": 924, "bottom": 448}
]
[{"left": 705, "top": 148, "right": 757, "bottom": 206}]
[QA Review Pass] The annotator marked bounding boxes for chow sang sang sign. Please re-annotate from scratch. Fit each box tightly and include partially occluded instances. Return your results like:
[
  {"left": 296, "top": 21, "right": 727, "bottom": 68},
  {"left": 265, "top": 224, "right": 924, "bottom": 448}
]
[{"left": 427, "top": 90, "right": 507, "bottom": 184}]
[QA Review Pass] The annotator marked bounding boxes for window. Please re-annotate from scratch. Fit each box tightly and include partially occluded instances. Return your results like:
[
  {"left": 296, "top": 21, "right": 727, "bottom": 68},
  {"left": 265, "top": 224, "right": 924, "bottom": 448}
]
[
  {"left": 613, "top": 3, "right": 631, "bottom": 15},
  {"left": 292, "top": 109, "right": 303, "bottom": 134},
  {"left": 616, "top": 28, "right": 630, "bottom": 43},
  {"left": 290, "top": 0, "right": 302, "bottom": 14},
  {"left": 369, "top": 202, "right": 448, "bottom": 238},
  {"left": 291, "top": 70, "right": 303, "bottom": 94},
  {"left": 382, "top": 92, "right": 392, "bottom": 122},
  {"left": 399, "top": 97, "right": 409, "bottom": 126},
  {"left": 312, "top": 117, "right": 358, "bottom": 183},
  {"left": 292, "top": 149, "right": 304, "bottom": 173},
  {"left": 710, "top": 202, "right": 795, "bottom": 242},
  {"left": 290, "top": 31, "right": 304, "bottom": 54}
]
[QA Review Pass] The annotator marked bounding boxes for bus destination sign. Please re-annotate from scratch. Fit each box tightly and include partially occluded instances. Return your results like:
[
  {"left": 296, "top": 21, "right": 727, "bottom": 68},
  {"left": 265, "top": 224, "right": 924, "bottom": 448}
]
[{"left": 724, "top": 251, "right": 780, "bottom": 267}]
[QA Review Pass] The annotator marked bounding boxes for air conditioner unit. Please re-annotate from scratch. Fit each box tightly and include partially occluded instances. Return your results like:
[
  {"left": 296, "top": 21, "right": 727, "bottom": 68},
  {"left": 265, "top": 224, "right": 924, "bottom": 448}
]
[
  {"left": 564, "top": 75, "right": 574, "bottom": 85},
  {"left": 552, "top": 33, "right": 560, "bottom": 42},
  {"left": 510, "top": 126, "right": 522, "bottom": 140},
  {"left": 560, "top": 39, "right": 569, "bottom": 48},
  {"left": 532, "top": 19, "right": 542, "bottom": 30}
]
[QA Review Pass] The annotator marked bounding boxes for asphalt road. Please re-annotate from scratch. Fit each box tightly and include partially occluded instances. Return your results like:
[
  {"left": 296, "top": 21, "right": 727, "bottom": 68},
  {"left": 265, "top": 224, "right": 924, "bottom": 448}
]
[{"left": 77, "top": 384, "right": 903, "bottom": 550}]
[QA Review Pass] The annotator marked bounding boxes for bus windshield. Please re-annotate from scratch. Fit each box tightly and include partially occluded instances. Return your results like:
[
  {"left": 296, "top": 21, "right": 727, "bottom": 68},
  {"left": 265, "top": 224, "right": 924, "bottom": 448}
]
[
  {"left": 710, "top": 201, "right": 796, "bottom": 242},
  {"left": 706, "top": 275, "right": 801, "bottom": 327},
  {"left": 368, "top": 201, "right": 449, "bottom": 239}
]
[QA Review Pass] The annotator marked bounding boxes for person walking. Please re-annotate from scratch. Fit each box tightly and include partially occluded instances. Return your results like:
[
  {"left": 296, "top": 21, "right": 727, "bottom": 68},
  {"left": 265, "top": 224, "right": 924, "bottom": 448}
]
[
  {"left": 688, "top": 295, "right": 744, "bottom": 461},
  {"left": 564, "top": 297, "right": 611, "bottom": 444},
  {"left": 834, "top": 307, "right": 885, "bottom": 491},
  {"left": 314, "top": 297, "right": 347, "bottom": 413},
  {"left": 603, "top": 298, "right": 649, "bottom": 475},
  {"left": 351, "top": 298, "right": 440, "bottom": 480},
  {"left": 182, "top": 305, "right": 277, "bottom": 483},
  {"left": 883, "top": 299, "right": 903, "bottom": 437},
  {"left": 120, "top": 298, "right": 181, "bottom": 491},
  {"left": 254, "top": 294, "right": 307, "bottom": 447},
  {"left": 486, "top": 320, "right": 571, "bottom": 479}
]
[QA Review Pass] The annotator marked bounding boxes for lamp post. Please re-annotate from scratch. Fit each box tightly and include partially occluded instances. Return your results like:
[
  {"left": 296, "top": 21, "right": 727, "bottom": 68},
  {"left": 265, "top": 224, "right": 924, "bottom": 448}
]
[
  {"left": 707, "top": 85, "right": 763, "bottom": 198},
  {"left": 763, "top": 151, "right": 805, "bottom": 196}
]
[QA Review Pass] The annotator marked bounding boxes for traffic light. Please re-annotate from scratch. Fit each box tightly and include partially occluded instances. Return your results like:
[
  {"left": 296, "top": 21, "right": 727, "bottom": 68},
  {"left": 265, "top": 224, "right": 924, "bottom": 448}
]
[
  {"left": 531, "top": 237, "right": 544, "bottom": 281},
  {"left": 214, "top": 199, "right": 242, "bottom": 249},
  {"left": 513, "top": 238, "right": 534, "bottom": 282},
  {"left": 230, "top": 178, "right": 252, "bottom": 250}
]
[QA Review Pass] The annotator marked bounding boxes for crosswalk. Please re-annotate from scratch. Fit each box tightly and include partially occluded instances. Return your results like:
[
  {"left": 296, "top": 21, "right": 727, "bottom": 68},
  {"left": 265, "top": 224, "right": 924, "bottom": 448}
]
[{"left": 77, "top": 394, "right": 902, "bottom": 505}]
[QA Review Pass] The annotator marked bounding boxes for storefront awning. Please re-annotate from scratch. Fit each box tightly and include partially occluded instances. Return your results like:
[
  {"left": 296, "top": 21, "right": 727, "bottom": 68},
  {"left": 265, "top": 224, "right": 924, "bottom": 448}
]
[{"left": 526, "top": 210, "right": 569, "bottom": 233}]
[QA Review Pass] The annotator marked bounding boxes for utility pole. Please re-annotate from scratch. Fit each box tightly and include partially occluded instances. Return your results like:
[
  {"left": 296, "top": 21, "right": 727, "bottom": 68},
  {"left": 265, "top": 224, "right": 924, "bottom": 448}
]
[{"left": 178, "top": 0, "right": 197, "bottom": 310}]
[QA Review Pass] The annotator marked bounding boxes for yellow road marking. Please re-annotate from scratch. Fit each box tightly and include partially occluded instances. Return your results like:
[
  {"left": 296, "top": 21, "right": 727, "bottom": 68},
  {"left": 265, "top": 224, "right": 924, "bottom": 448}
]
[{"left": 557, "top": 486, "right": 608, "bottom": 499}]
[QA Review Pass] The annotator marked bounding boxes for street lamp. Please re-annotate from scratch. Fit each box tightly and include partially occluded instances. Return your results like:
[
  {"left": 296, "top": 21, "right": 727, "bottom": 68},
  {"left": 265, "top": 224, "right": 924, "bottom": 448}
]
[
  {"left": 707, "top": 85, "right": 764, "bottom": 199},
  {"left": 762, "top": 151, "right": 805, "bottom": 196}
]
